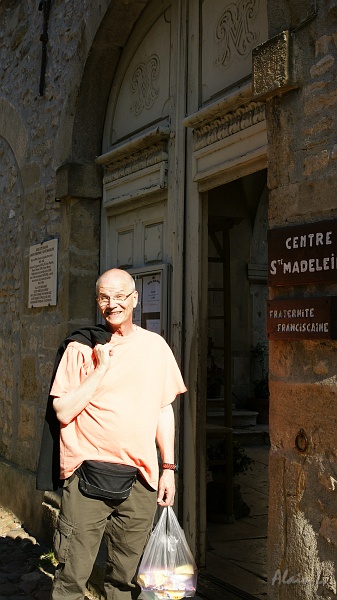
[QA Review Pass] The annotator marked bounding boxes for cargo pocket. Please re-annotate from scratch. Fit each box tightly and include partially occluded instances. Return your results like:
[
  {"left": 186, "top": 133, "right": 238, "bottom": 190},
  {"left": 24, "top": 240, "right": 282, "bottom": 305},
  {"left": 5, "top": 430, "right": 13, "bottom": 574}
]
[{"left": 53, "top": 515, "right": 73, "bottom": 563}]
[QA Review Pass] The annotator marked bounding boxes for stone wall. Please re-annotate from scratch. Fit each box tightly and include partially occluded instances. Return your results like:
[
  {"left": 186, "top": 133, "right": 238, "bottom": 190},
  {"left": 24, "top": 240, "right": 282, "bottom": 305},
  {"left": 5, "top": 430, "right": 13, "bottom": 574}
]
[
  {"left": 0, "top": 0, "right": 112, "bottom": 534},
  {"left": 0, "top": 138, "right": 24, "bottom": 461},
  {"left": 267, "top": 1, "right": 337, "bottom": 597},
  {"left": 0, "top": 0, "right": 150, "bottom": 536}
]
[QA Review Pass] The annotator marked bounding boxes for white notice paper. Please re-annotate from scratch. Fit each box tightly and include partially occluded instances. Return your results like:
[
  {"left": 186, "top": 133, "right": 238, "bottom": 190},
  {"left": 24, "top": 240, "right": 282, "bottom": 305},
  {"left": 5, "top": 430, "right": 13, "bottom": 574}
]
[
  {"left": 28, "top": 239, "right": 58, "bottom": 307},
  {"left": 146, "top": 319, "right": 161, "bottom": 335},
  {"left": 142, "top": 274, "right": 161, "bottom": 313}
]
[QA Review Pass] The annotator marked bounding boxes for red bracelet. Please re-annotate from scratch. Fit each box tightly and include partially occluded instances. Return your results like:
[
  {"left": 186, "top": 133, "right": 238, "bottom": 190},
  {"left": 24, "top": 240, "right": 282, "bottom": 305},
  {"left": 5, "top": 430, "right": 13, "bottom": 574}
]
[{"left": 162, "top": 463, "right": 178, "bottom": 473}]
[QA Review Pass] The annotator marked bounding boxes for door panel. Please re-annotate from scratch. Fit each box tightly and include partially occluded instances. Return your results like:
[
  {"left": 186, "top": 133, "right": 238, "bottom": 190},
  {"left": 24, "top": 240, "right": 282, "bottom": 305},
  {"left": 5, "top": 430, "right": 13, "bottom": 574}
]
[{"left": 106, "top": 201, "right": 165, "bottom": 270}]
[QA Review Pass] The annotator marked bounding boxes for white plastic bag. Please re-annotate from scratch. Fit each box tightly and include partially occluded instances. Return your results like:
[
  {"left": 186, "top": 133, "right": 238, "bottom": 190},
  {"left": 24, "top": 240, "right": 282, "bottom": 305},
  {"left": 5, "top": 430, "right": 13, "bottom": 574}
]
[{"left": 137, "top": 507, "right": 198, "bottom": 600}]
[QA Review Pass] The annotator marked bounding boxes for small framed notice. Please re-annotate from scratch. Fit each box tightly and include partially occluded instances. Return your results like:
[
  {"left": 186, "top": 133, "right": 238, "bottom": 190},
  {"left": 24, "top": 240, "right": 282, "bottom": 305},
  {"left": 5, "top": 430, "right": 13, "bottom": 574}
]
[
  {"left": 28, "top": 239, "right": 58, "bottom": 308},
  {"left": 128, "top": 264, "right": 171, "bottom": 341}
]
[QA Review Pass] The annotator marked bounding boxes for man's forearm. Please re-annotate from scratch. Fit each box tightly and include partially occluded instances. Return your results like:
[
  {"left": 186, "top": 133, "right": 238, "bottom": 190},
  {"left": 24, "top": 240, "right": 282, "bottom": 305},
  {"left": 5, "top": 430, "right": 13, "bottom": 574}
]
[
  {"left": 53, "top": 364, "right": 109, "bottom": 425},
  {"left": 156, "top": 404, "right": 175, "bottom": 462},
  {"left": 156, "top": 404, "right": 176, "bottom": 506},
  {"left": 53, "top": 341, "right": 113, "bottom": 425}
]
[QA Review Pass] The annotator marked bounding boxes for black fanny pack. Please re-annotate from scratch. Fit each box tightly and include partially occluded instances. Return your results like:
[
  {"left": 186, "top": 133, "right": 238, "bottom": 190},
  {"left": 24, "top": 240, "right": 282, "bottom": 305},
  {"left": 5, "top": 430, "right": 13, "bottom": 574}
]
[{"left": 76, "top": 460, "right": 138, "bottom": 501}]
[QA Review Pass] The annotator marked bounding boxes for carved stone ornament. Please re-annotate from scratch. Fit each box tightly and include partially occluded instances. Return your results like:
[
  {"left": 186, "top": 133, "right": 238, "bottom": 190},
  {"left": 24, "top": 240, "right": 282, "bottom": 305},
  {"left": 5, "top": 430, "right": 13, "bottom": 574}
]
[
  {"left": 103, "top": 142, "right": 168, "bottom": 185},
  {"left": 214, "top": 0, "right": 260, "bottom": 69},
  {"left": 96, "top": 127, "right": 170, "bottom": 206},
  {"left": 130, "top": 54, "right": 160, "bottom": 116},
  {"left": 194, "top": 101, "right": 265, "bottom": 151}
]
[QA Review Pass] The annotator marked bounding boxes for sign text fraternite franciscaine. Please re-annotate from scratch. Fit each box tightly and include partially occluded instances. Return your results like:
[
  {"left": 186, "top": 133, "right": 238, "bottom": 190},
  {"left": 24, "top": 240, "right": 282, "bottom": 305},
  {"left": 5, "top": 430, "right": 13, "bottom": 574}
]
[
  {"left": 268, "top": 220, "right": 337, "bottom": 286},
  {"left": 267, "top": 297, "right": 337, "bottom": 340}
]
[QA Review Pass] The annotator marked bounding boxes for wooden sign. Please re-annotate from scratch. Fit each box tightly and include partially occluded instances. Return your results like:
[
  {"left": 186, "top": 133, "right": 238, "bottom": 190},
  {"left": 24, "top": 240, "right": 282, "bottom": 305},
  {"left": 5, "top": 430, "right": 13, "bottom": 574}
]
[
  {"left": 267, "top": 297, "right": 337, "bottom": 340},
  {"left": 268, "top": 219, "right": 337, "bottom": 286}
]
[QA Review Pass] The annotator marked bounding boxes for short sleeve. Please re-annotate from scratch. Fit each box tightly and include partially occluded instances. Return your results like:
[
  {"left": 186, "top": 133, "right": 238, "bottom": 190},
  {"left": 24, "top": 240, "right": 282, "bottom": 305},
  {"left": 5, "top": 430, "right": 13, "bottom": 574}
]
[{"left": 50, "top": 342, "right": 94, "bottom": 398}]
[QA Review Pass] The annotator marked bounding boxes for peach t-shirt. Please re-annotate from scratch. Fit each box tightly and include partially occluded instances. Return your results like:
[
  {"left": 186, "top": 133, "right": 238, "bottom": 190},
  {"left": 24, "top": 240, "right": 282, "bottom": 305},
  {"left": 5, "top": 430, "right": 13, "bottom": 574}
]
[{"left": 50, "top": 327, "right": 187, "bottom": 489}]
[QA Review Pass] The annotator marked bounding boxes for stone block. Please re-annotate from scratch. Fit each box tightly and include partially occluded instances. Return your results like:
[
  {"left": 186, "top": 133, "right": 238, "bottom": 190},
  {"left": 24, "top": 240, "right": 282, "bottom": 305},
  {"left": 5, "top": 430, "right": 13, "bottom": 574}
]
[
  {"left": 304, "top": 149, "right": 330, "bottom": 176},
  {"left": 68, "top": 273, "right": 97, "bottom": 321},
  {"left": 319, "top": 516, "right": 337, "bottom": 545},
  {"left": 315, "top": 34, "right": 333, "bottom": 56},
  {"left": 42, "top": 324, "right": 67, "bottom": 351},
  {"left": 24, "top": 188, "right": 46, "bottom": 220},
  {"left": 20, "top": 162, "right": 41, "bottom": 189},
  {"left": 310, "top": 55, "right": 335, "bottom": 78},
  {"left": 252, "top": 31, "right": 298, "bottom": 100},
  {"left": 304, "top": 89, "right": 337, "bottom": 117},
  {"left": 69, "top": 198, "right": 100, "bottom": 252},
  {"left": 21, "top": 355, "right": 39, "bottom": 401},
  {"left": 269, "top": 379, "right": 337, "bottom": 455},
  {"left": 268, "top": 175, "right": 337, "bottom": 224},
  {"left": 56, "top": 162, "right": 103, "bottom": 201},
  {"left": 18, "top": 403, "right": 35, "bottom": 440},
  {"left": 268, "top": 447, "right": 337, "bottom": 598}
]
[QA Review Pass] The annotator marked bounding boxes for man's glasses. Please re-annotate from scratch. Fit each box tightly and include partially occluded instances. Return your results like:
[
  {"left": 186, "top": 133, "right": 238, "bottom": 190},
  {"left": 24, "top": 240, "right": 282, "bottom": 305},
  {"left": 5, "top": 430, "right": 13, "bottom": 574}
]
[{"left": 97, "top": 291, "right": 134, "bottom": 305}]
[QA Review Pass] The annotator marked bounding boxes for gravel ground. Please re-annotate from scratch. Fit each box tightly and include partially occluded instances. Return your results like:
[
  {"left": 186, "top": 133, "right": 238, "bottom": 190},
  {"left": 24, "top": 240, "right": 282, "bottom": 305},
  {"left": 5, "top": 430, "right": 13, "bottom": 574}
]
[{"left": 0, "top": 506, "right": 96, "bottom": 600}]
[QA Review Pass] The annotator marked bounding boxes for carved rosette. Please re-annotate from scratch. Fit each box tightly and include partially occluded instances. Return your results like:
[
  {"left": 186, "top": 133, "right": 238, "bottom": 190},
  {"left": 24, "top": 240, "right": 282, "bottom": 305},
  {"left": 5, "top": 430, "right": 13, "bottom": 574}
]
[{"left": 194, "top": 101, "right": 265, "bottom": 150}]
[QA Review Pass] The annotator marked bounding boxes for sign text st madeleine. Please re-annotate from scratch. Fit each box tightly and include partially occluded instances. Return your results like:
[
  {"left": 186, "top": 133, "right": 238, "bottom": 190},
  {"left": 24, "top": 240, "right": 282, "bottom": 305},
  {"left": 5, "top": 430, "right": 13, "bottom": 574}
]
[{"left": 268, "top": 219, "right": 337, "bottom": 286}]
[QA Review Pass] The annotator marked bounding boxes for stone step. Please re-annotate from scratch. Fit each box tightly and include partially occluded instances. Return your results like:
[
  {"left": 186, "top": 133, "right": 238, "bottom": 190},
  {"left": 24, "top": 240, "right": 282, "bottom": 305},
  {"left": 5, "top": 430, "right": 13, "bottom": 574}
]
[
  {"left": 233, "top": 410, "right": 258, "bottom": 427},
  {"left": 207, "top": 398, "right": 235, "bottom": 409},
  {"left": 206, "top": 421, "right": 270, "bottom": 447},
  {"left": 207, "top": 409, "right": 259, "bottom": 428},
  {"left": 233, "top": 425, "right": 270, "bottom": 447}
]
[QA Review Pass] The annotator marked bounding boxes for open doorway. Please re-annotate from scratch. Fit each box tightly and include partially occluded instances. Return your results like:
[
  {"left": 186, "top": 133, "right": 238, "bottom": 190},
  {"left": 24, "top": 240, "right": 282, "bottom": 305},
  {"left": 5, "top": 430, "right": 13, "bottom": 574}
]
[{"left": 202, "top": 170, "right": 269, "bottom": 599}]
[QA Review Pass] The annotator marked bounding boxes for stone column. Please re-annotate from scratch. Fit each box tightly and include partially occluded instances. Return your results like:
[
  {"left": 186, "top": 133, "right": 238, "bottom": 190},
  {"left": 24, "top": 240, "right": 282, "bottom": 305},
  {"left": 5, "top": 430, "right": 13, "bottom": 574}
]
[
  {"left": 55, "top": 162, "right": 103, "bottom": 331},
  {"left": 255, "top": 5, "right": 337, "bottom": 598}
]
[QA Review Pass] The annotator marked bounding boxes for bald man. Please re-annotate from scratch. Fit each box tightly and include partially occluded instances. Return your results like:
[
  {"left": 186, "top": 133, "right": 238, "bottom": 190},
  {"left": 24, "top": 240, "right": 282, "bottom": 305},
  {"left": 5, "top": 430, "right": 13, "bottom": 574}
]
[{"left": 50, "top": 268, "right": 186, "bottom": 600}]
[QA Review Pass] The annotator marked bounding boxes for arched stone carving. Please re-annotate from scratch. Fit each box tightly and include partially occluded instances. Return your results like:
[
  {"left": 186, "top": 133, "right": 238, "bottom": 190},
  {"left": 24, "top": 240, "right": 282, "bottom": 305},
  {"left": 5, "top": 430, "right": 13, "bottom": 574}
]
[
  {"left": 59, "top": 0, "right": 148, "bottom": 166},
  {"left": 104, "top": 5, "right": 171, "bottom": 149}
]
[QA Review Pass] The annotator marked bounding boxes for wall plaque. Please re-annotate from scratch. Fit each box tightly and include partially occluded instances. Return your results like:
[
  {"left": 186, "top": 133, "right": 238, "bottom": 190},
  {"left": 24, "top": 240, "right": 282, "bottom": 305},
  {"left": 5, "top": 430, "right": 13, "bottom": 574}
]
[
  {"left": 267, "top": 297, "right": 337, "bottom": 340},
  {"left": 252, "top": 30, "right": 298, "bottom": 100},
  {"left": 28, "top": 239, "right": 58, "bottom": 308},
  {"left": 268, "top": 219, "right": 337, "bottom": 286}
]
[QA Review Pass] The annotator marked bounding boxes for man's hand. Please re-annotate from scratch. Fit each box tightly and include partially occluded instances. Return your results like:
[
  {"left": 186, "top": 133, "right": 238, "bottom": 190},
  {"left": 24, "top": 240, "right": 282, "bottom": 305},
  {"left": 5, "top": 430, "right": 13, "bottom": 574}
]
[
  {"left": 94, "top": 342, "right": 114, "bottom": 372},
  {"left": 157, "top": 469, "right": 175, "bottom": 506},
  {"left": 53, "top": 342, "right": 114, "bottom": 425}
]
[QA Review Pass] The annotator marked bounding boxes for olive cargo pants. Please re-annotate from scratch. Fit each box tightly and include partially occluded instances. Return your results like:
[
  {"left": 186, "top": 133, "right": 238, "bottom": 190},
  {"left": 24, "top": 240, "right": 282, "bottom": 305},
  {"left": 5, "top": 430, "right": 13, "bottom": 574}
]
[{"left": 51, "top": 474, "right": 157, "bottom": 600}]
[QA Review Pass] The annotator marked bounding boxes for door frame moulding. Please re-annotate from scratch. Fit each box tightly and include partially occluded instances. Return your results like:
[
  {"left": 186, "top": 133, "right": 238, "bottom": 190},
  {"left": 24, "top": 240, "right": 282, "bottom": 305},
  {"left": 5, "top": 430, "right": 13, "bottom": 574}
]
[
  {"left": 97, "top": 126, "right": 170, "bottom": 209},
  {"left": 183, "top": 80, "right": 267, "bottom": 191}
]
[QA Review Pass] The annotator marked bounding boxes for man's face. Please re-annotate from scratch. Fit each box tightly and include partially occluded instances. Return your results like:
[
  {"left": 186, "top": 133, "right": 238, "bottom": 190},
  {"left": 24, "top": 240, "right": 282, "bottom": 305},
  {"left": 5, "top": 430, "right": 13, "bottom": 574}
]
[{"left": 96, "top": 274, "right": 138, "bottom": 332}]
